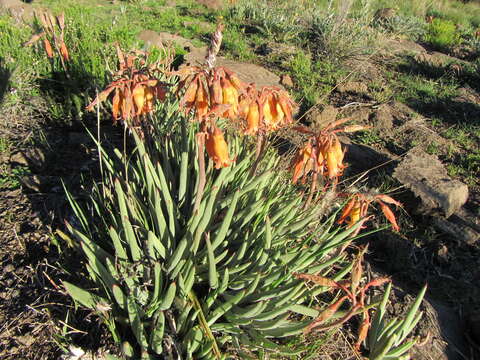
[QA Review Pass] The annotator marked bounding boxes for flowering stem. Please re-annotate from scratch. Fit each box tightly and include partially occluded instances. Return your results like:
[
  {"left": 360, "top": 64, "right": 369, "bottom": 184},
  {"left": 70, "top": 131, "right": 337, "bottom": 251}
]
[
  {"left": 250, "top": 134, "right": 266, "bottom": 176},
  {"left": 193, "top": 132, "right": 206, "bottom": 214},
  {"left": 205, "top": 22, "right": 224, "bottom": 70},
  {"left": 305, "top": 169, "right": 318, "bottom": 209}
]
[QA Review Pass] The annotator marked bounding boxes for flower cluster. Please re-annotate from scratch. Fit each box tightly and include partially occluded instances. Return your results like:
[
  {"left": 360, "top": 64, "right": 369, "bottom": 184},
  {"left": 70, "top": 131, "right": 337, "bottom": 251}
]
[
  {"left": 337, "top": 192, "right": 403, "bottom": 234},
  {"left": 86, "top": 46, "right": 167, "bottom": 125},
  {"left": 291, "top": 119, "right": 366, "bottom": 184},
  {"left": 24, "top": 12, "right": 70, "bottom": 65}
]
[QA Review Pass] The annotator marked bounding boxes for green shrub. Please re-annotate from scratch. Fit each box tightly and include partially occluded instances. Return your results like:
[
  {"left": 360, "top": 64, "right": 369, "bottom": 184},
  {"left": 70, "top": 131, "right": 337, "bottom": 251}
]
[
  {"left": 424, "top": 18, "right": 461, "bottom": 50},
  {"left": 374, "top": 15, "right": 427, "bottom": 41}
]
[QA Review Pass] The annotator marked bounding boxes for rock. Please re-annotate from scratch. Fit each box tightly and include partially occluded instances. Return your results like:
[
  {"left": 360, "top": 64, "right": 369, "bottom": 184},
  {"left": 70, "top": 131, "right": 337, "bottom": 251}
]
[
  {"left": 4, "top": 264, "right": 14, "bottom": 273},
  {"left": 196, "top": 0, "right": 223, "bottom": 10},
  {"left": 372, "top": 104, "right": 394, "bottom": 130},
  {"left": 68, "top": 132, "right": 91, "bottom": 146},
  {"left": 336, "top": 81, "right": 369, "bottom": 96},
  {"left": 15, "top": 335, "right": 34, "bottom": 347},
  {"left": 410, "top": 298, "right": 469, "bottom": 360},
  {"left": 280, "top": 74, "right": 293, "bottom": 88},
  {"left": 9, "top": 147, "right": 47, "bottom": 170},
  {"left": 393, "top": 148, "right": 469, "bottom": 217},
  {"left": 433, "top": 215, "right": 479, "bottom": 244},
  {"left": 138, "top": 31, "right": 283, "bottom": 88},
  {"left": 307, "top": 105, "right": 339, "bottom": 129},
  {"left": 340, "top": 135, "right": 392, "bottom": 170},
  {"left": 382, "top": 39, "right": 427, "bottom": 55},
  {"left": 0, "top": 0, "right": 35, "bottom": 21},
  {"left": 373, "top": 8, "right": 396, "bottom": 22},
  {"left": 432, "top": 207, "right": 480, "bottom": 244},
  {"left": 20, "top": 175, "right": 58, "bottom": 193}
]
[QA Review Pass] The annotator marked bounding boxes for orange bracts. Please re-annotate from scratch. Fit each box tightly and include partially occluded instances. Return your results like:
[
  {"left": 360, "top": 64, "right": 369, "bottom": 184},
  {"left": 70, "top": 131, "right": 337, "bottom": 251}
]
[
  {"left": 337, "top": 192, "right": 403, "bottom": 235},
  {"left": 205, "top": 126, "right": 232, "bottom": 169}
]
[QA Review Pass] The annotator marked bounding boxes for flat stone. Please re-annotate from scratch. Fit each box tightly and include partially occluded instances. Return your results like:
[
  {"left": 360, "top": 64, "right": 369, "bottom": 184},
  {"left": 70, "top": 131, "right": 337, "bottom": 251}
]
[
  {"left": 15, "top": 335, "right": 34, "bottom": 347},
  {"left": 433, "top": 214, "right": 479, "bottom": 245},
  {"left": 340, "top": 135, "right": 393, "bottom": 170},
  {"left": 393, "top": 148, "right": 469, "bottom": 217},
  {"left": 382, "top": 39, "right": 427, "bottom": 55},
  {"left": 196, "top": 0, "right": 224, "bottom": 10}
]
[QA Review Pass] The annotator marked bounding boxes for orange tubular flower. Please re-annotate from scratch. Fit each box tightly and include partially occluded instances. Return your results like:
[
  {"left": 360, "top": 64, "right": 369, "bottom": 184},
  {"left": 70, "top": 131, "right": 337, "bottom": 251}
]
[
  {"left": 291, "top": 142, "right": 314, "bottom": 184},
  {"left": 245, "top": 101, "right": 260, "bottom": 135},
  {"left": 132, "top": 85, "right": 146, "bottom": 115},
  {"left": 205, "top": 126, "right": 232, "bottom": 169}
]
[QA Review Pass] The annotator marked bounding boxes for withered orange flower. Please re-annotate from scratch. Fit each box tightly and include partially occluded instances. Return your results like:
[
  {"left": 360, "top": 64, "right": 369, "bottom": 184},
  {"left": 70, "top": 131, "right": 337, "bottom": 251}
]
[
  {"left": 205, "top": 125, "right": 232, "bottom": 169},
  {"left": 337, "top": 192, "right": 402, "bottom": 235}
]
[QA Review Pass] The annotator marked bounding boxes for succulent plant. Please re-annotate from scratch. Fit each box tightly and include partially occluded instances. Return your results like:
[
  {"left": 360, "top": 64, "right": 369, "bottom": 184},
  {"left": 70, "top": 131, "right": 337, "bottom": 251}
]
[{"left": 62, "top": 96, "right": 369, "bottom": 358}]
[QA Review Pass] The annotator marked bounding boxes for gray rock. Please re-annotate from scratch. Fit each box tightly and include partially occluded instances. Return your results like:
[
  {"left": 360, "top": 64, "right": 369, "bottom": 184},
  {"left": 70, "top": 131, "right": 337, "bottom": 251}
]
[
  {"left": 393, "top": 148, "right": 468, "bottom": 217},
  {"left": 4, "top": 264, "right": 14, "bottom": 273},
  {"left": 433, "top": 214, "right": 479, "bottom": 245},
  {"left": 280, "top": 74, "right": 294, "bottom": 88},
  {"left": 15, "top": 335, "right": 34, "bottom": 347}
]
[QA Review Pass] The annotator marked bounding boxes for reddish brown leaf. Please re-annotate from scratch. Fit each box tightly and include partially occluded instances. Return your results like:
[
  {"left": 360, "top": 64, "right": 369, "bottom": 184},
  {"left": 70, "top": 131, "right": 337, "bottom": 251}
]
[
  {"left": 337, "top": 198, "right": 356, "bottom": 224},
  {"left": 375, "top": 194, "right": 403, "bottom": 208},
  {"left": 355, "top": 311, "right": 371, "bottom": 351},
  {"left": 60, "top": 41, "right": 69, "bottom": 61},
  {"left": 23, "top": 32, "right": 45, "bottom": 47},
  {"left": 379, "top": 202, "right": 400, "bottom": 231},
  {"left": 305, "top": 296, "right": 348, "bottom": 334},
  {"left": 44, "top": 38, "right": 54, "bottom": 58},
  {"left": 293, "top": 273, "right": 338, "bottom": 288},
  {"left": 86, "top": 87, "right": 115, "bottom": 111}
]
